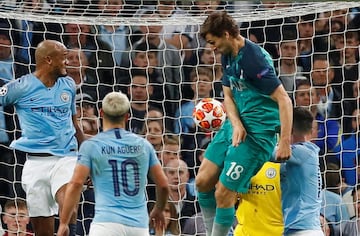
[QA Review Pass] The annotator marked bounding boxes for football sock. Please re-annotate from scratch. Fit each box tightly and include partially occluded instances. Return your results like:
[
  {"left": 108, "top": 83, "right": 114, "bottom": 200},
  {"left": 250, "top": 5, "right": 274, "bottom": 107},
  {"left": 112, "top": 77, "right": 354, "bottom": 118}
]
[
  {"left": 211, "top": 207, "right": 235, "bottom": 236},
  {"left": 198, "top": 189, "right": 216, "bottom": 236}
]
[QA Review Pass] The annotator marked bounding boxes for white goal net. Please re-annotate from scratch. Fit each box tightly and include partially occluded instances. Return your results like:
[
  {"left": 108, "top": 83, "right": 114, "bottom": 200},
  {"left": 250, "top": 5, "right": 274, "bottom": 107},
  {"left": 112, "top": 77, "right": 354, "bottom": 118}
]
[{"left": 0, "top": 0, "right": 360, "bottom": 235}]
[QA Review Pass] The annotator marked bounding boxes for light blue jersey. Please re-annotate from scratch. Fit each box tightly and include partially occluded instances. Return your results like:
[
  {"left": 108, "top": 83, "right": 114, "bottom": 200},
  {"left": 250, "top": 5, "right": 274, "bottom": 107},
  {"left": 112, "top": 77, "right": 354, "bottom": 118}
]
[
  {"left": 77, "top": 128, "right": 160, "bottom": 228},
  {"left": 280, "top": 142, "right": 322, "bottom": 234},
  {"left": 0, "top": 74, "right": 77, "bottom": 156}
]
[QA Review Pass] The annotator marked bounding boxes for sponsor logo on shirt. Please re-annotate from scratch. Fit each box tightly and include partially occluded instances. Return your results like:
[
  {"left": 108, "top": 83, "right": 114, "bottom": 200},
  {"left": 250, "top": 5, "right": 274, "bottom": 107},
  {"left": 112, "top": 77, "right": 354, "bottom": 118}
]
[
  {"left": 266, "top": 168, "right": 277, "bottom": 179},
  {"left": 61, "top": 92, "right": 70, "bottom": 102},
  {"left": 257, "top": 68, "right": 270, "bottom": 79}
]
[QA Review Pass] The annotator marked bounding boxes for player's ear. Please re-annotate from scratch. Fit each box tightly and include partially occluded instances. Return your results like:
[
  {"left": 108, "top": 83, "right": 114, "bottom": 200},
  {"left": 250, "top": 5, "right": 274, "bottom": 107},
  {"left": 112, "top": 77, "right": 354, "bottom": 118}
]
[{"left": 225, "top": 32, "right": 229, "bottom": 40}]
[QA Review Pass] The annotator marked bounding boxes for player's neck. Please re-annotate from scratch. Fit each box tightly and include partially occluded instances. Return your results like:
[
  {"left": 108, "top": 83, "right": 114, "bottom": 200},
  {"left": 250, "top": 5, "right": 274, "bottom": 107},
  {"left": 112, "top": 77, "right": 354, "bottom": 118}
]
[
  {"left": 292, "top": 133, "right": 312, "bottom": 143},
  {"left": 33, "top": 69, "right": 57, "bottom": 87},
  {"left": 232, "top": 35, "right": 244, "bottom": 57},
  {"left": 102, "top": 121, "right": 126, "bottom": 132}
]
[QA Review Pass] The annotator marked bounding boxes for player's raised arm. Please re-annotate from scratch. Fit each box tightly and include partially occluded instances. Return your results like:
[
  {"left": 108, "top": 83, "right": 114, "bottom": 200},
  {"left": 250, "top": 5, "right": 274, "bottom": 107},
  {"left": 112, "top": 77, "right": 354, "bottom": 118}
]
[
  {"left": 270, "top": 84, "right": 293, "bottom": 161},
  {"left": 72, "top": 115, "right": 86, "bottom": 145},
  {"left": 148, "top": 163, "right": 169, "bottom": 229},
  {"left": 223, "top": 86, "right": 246, "bottom": 147}
]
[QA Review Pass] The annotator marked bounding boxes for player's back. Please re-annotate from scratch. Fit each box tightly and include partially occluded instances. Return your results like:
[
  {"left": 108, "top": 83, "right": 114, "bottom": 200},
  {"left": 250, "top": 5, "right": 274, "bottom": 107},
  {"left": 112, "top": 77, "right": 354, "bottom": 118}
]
[
  {"left": 281, "top": 141, "right": 322, "bottom": 233},
  {"left": 78, "top": 128, "right": 159, "bottom": 228},
  {"left": 221, "top": 39, "right": 281, "bottom": 135},
  {"left": 235, "top": 162, "right": 283, "bottom": 236}
]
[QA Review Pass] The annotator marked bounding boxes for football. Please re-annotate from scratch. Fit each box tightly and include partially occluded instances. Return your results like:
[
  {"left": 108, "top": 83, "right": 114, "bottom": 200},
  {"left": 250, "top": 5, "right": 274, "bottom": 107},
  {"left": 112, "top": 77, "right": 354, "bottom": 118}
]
[{"left": 192, "top": 98, "right": 226, "bottom": 131}]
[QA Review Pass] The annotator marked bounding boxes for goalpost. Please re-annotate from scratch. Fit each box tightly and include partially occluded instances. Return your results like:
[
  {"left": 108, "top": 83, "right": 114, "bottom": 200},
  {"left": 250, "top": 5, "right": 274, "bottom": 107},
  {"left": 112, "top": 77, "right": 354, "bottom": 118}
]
[{"left": 0, "top": 1, "right": 359, "bottom": 235}]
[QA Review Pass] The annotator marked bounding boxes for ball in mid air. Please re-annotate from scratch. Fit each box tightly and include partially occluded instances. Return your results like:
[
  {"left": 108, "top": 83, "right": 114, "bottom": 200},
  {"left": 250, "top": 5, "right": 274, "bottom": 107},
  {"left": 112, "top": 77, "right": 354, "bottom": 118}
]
[{"left": 192, "top": 98, "right": 226, "bottom": 131}]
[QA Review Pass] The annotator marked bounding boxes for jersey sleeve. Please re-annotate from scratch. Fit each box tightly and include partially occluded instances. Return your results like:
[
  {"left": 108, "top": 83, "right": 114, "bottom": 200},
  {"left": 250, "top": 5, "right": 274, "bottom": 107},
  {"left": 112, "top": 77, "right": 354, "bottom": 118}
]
[
  {"left": 0, "top": 77, "right": 27, "bottom": 106},
  {"left": 242, "top": 42, "right": 281, "bottom": 95},
  {"left": 144, "top": 139, "right": 160, "bottom": 168},
  {"left": 77, "top": 139, "right": 94, "bottom": 169},
  {"left": 65, "top": 76, "right": 77, "bottom": 116}
]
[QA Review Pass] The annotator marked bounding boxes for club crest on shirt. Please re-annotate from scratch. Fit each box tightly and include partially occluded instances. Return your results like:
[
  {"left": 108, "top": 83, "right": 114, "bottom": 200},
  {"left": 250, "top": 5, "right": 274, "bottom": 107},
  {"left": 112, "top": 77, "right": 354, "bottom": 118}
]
[
  {"left": 0, "top": 85, "right": 8, "bottom": 96},
  {"left": 60, "top": 92, "right": 70, "bottom": 102},
  {"left": 265, "top": 168, "right": 277, "bottom": 179}
]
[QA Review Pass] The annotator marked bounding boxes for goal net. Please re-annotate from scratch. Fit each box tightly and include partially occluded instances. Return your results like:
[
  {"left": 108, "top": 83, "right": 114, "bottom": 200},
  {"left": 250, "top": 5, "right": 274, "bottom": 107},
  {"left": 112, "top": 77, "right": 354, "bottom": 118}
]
[{"left": 0, "top": 0, "right": 359, "bottom": 235}]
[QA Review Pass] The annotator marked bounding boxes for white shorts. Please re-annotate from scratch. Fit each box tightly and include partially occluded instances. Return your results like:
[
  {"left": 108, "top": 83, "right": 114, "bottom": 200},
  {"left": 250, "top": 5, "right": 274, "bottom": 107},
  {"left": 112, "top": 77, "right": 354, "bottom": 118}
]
[
  {"left": 89, "top": 222, "right": 149, "bottom": 236},
  {"left": 22, "top": 155, "right": 77, "bottom": 217},
  {"left": 286, "top": 229, "right": 324, "bottom": 236}
]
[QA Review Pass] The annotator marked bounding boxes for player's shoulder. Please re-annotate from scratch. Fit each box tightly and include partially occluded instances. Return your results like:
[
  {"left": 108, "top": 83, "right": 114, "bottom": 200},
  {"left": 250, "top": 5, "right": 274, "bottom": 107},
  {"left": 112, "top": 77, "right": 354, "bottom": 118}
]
[
  {"left": 293, "top": 141, "right": 319, "bottom": 153},
  {"left": 58, "top": 76, "right": 76, "bottom": 88},
  {"left": 5, "top": 74, "right": 35, "bottom": 90}
]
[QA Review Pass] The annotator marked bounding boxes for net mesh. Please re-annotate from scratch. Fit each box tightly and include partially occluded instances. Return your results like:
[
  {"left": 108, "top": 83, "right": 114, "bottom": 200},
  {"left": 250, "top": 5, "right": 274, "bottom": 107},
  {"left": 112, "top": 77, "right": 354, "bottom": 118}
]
[{"left": 0, "top": 0, "right": 359, "bottom": 235}]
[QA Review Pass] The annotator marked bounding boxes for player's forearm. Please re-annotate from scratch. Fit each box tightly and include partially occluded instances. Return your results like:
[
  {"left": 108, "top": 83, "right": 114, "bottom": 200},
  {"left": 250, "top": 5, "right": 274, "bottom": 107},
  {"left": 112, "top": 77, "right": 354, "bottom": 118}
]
[
  {"left": 155, "top": 185, "right": 169, "bottom": 211},
  {"left": 224, "top": 95, "right": 243, "bottom": 128},
  {"left": 277, "top": 96, "right": 293, "bottom": 144},
  {"left": 59, "top": 182, "right": 83, "bottom": 225}
]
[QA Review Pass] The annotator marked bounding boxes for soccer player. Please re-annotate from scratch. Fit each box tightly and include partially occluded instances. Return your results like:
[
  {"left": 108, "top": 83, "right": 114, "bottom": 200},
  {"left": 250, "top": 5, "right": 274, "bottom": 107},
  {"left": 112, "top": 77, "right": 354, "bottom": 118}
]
[
  {"left": 195, "top": 11, "right": 293, "bottom": 236},
  {"left": 234, "top": 162, "right": 283, "bottom": 236},
  {"left": 57, "top": 91, "right": 169, "bottom": 236},
  {"left": 0, "top": 40, "right": 85, "bottom": 236},
  {"left": 280, "top": 107, "right": 323, "bottom": 235}
]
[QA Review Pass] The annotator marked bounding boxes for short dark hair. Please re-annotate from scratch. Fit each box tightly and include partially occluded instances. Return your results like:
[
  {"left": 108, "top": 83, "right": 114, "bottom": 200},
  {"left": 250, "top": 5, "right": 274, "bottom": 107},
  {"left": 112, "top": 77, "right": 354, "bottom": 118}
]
[
  {"left": 130, "top": 68, "right": 148, "bottom": 79},
  {"left": 200, "top": 11, "right": 240, "bottom": 39},
  {"left": 134, "top": 42, "right": 158, "bottom": 54},
  {"left": 293, "top": 107, "right": 313, "bottom": 135},
  {"left": 4, "top": 199, "right": 28, "bottom": 212}
]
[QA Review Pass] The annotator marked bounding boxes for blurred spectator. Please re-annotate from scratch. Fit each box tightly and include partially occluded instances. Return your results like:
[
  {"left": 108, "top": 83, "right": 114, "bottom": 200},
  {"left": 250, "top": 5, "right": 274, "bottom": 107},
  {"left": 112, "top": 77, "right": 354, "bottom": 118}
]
[
  {"left": 0, "top": 26, "right": 27, "bottom": 81},
  {"left": 96, "top": 0, "right": 130, "bottom": 66},
  {"left": 333, "top": 109, "right": 360, "bottom": 186},
  {"left": 62, "top": 22, "right": 114, "bottom": 94},
  {"left": 294, "top": 80, "right": 340, "bottom": 155},
  {"left": 184, "top": 42, "right": 223, "bottom": 101},
  {"left": 75, "top": 93, "right": 99, "bottom": 136},
  {"left": 117, "top": 42, "right": 164, "bottom": 110},
  {"left": 127, "top": 69, "right": 154, "bottom": 134},
  {"left": 341, "top": 185, "right": 360, "bottom": 236},
  {"left": 276, "top": 32, "right": 305, "bottom": 99},
  {"left": 2, "top": 199, "right": 33, "bottom": 236},
  {"left": 122, "top": 9, "right": 183, "bottom": 130},
  {"left": 149, "top": 201, "right": 180, "bottom": 236},
  {"left": 322, "top": 162, "right": 355, "bottom": 218},
  {"left": 321, "top": 164, "right": 350, "bottom": 233},
  {"left": 163, "top": 159, "right": 200, "bottom": 230},
  {"left": 161, "top": 135, "right": 181, "bottom": 167},
  {"left": 154, "top": 0, "right": 192, "bottom": 61},
  {"left": 15, "top": 0, "right": 62, "bottom": 69},
  {"left": 297, "top": 14, "right": 316, "bottom": 72},
  {"left": 142, "top": 116, "right": 165, "bottom": 158},
  {"left": 310, "top": 54, "right": 342, "bottom": 119},
  {"left": 66, "top": 47, "right": 102, "bottom": 101},
  {"left": 343, "top": 80, "right": 360, "bottom": 136}
]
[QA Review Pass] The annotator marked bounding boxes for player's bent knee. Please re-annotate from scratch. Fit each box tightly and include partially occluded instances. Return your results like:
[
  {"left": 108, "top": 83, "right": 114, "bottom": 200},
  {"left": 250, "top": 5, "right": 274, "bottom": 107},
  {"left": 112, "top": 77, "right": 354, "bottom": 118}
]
[
  {"left": 195, "top": 174, "right": 208, "bottom": 192},
  {"left": 215, "top": 184, "right": 236, "bottom": 208}
]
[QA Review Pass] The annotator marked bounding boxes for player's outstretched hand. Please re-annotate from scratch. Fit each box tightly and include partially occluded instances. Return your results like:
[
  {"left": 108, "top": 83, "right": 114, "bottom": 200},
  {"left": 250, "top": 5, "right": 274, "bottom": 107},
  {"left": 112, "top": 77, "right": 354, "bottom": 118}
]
[
  {"left": 56, "top": 224, "right": 69, "bottom": 236},
  {"left": 232, "top": 124, "right": 247, "bottom": 147},
  {"left": 275, "top": 140, "right": 291, "bottom": 162},
  {"left": 149, "top": 206, "right": 165, "bottom": 232}
]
